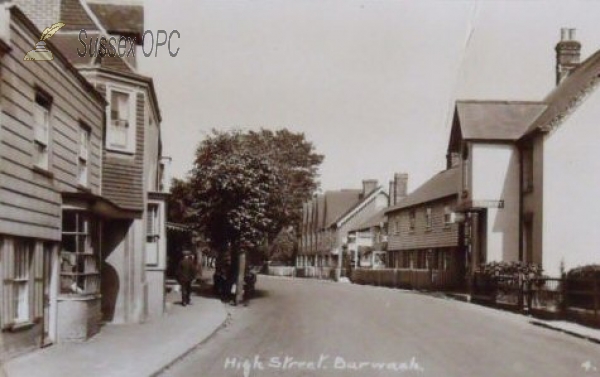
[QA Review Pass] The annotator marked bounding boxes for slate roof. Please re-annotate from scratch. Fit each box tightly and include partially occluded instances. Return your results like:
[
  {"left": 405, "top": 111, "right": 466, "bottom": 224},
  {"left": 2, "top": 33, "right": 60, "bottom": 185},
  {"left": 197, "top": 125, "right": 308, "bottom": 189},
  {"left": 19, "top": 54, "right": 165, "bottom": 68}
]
[
  {"left": 385, "top": 168, "right": 459, "bottom": 213},
  {"left": 88, "top": 2, "right": 144, "bottom": 41},
  {"left": 454, "top": 100, "right": 547, "bottom": 141},
  {"left": 523, "top": 48, "right": 600, "bottom": 136}
]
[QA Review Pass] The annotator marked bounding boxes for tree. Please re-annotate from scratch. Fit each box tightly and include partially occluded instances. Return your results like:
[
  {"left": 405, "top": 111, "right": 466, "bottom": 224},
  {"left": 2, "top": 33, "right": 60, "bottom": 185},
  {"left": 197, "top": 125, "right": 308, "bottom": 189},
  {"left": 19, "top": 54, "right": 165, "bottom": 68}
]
[
  {"left": 175, "top": 129, "right": 323, "bottom": 301},
  {"left": 244, "top": 129, "right": 324, "bottom": 237},
  {"left": 268, "top": 226, "right": 297, "bottom": 264},
  {"left": 187, "top": 131, "right": 282, "bottom": 303}
]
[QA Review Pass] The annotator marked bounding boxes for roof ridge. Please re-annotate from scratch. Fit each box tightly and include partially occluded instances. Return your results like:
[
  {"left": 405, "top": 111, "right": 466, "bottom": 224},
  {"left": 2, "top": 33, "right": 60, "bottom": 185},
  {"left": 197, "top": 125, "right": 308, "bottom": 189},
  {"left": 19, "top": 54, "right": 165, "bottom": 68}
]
[{"left": 457, "top": 99, "right": 545, "bottom": 105}]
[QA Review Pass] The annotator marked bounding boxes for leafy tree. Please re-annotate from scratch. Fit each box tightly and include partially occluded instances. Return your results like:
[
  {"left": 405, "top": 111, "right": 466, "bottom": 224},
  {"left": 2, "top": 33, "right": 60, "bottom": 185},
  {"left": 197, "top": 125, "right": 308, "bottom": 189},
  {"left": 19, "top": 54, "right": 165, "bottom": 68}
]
[
  {"left": 187, "top": 131, "right": 283, "bottom": 302},
  {"left": 268, "top": 226, "right": 297, "bottom": 264},
  {"left": 244, "top": 129, "right": 324, "bottom": 236},
  {"left": 171, "top": 129, "right": 323, "bottom": 300},
  {"left": 167, "top": 177, "right": 192, "bottom": 224}
]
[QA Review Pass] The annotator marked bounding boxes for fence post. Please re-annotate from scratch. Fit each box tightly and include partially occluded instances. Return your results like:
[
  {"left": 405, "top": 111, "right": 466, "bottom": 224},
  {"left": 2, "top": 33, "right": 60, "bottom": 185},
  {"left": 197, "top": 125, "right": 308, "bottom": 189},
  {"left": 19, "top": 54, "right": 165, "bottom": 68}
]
[
  {"left": 594, "top": 273, "right": 598, "bottom": 322},
  {"left": 561, "top": 276, "right": 568, "bottom": 319},
  {"left": 517, "top": 275, "right": 523, "bottom": 312}
]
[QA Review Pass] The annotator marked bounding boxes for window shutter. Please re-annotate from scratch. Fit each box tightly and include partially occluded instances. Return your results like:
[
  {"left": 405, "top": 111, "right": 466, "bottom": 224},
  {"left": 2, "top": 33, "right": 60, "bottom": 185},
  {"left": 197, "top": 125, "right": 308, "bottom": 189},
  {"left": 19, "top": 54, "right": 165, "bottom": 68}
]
[
  {"left": 33, "top": 242, "right": 44, "bottom": 320},
  {"left": 1, "top": 238, "right": 15, "bottom": 329}
]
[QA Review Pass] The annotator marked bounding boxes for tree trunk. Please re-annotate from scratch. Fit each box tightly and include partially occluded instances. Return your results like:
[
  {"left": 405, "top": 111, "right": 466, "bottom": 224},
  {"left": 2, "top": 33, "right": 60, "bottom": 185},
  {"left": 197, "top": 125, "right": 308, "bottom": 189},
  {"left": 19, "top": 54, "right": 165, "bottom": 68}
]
[{"left": 236, "top": 250, "right": 246, "bottom": 304}]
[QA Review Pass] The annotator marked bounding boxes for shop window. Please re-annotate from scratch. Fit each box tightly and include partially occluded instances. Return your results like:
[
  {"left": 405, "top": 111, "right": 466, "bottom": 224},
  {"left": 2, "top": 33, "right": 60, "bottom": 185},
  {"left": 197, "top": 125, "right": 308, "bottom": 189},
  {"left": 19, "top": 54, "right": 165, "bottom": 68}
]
[{"left": 61, "top": 212, "right": 99, "bottom": 295}]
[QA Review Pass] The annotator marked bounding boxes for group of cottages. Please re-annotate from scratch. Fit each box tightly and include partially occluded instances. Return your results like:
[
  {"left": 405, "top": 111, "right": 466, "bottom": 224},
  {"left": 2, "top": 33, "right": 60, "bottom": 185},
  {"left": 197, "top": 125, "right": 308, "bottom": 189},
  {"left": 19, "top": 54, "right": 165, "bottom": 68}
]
[
  {"left": 297, "top": 179, "right": 389, "bottom": 279},
  {"left": 0, "top": 0, "right": 170, "bottom": 360},
  {"left": 298, "top": 27, "right": 600, "bottom": 288}
]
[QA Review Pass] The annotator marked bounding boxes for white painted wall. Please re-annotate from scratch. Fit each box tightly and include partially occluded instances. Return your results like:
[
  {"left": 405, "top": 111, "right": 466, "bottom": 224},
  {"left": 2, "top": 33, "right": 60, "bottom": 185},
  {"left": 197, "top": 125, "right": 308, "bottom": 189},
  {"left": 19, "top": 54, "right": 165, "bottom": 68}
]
[
  {"left": 471, "top": 143, "right": 520, "bottom": 263},
  {"left": 542, "top": 88, "right": 600, "bottom": 277}
]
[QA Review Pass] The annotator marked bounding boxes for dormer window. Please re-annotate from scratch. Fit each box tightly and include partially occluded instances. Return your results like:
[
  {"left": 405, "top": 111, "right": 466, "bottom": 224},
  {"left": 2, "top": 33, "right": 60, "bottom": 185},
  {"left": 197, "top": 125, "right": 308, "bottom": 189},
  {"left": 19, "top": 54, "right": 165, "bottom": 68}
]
[{"left": 107, "top": 88, "right": 135, "bottom": 153}]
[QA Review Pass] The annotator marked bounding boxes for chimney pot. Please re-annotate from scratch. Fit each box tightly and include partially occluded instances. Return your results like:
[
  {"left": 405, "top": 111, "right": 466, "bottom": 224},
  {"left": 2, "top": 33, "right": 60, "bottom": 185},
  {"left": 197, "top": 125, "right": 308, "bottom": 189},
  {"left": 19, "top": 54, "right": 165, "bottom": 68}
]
[{"left": 556, "top": 27, "right": 581, "bottom": 85}]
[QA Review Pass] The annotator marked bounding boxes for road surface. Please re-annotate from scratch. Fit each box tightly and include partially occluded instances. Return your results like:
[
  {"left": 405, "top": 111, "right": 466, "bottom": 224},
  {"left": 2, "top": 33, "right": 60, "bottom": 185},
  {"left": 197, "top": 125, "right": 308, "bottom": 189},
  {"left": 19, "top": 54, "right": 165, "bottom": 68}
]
[{"left": 160, "top": 275, "right": 600, "bottom": 377}]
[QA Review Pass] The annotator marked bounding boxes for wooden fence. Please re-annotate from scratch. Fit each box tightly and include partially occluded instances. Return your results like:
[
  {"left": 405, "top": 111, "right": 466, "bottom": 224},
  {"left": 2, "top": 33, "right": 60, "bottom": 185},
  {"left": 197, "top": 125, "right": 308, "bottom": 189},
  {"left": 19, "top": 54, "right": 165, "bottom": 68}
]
[
  {"left": 351, "top": 268, "right": 460, "bottom": 291},
  {"left": 472, "top": 273, "right": 600, "bottom": 327}
]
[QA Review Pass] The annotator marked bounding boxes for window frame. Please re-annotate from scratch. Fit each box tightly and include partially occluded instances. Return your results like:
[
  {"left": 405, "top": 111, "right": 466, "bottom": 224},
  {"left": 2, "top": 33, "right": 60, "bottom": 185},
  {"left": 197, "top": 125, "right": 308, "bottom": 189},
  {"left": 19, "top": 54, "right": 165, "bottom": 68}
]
[
  {"left": 425, "top": 208, "right": 433, "bottom": 230},
  {"left": 13, "top": 239, "right": 34, "bottom": 324},
  {"left": 409, "top": 210, "right": 416, "bottom": 232},
  {"left": 443, "top": 206, "right": 452, "bottom": 227},
  {"left": 78, "top": 123, "right": 91, "bottom": 187},
  {"left": 146, "top": 203, "right": 160, "bottom": 243},
  {"left": 106, "top": 86, "right": 136, "bottom": 154},
  {"left": 60, "top": 211, "right": 100, "bottom": 296},
  {"left": 32, "top": 91, "right": 52, "bottom": 171}
]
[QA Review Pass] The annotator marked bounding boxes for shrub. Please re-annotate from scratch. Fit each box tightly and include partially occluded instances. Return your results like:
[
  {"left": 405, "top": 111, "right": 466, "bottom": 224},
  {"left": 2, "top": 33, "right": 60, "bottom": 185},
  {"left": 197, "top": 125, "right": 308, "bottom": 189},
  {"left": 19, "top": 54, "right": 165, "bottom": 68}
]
[{"left": 475, "top": 261, "right": 543, "bottom": 280}]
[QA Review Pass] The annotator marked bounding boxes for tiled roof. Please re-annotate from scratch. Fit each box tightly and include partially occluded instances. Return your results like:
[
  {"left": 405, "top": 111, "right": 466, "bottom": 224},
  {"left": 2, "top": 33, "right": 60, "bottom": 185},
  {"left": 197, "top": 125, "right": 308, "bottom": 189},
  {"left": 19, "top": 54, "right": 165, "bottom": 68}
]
[
  {"left": 324, "top": 190, "right": 361, "bottom": 228},
  {"left": 455, "top": 100, "right": 547, "bottom": 141},
  {"left": 350, "top": 208, "right": 387, "bottom": 232},
  {"left": 88, "top": 2, "right": 144, "bottom": 40},
  {"left": 61, "top": 0, "right": 98, "bottom": 31},
  {"left": 51, "top": 33, "right": 133, "bottom": 73},
  {"left": 386, "top": 168, "right": 459, "bottom": 213},
  {"left": 523, "top": 48, "right": 600, "bottom": 136}
]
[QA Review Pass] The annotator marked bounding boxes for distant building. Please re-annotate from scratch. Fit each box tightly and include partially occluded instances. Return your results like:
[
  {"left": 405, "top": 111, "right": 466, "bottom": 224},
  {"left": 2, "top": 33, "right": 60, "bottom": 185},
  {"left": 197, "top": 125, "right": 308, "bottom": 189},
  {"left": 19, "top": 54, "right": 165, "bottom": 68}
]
[
  {"left": 346, "top": 208, "right": 388, "bottom": 269},
  {"left": 386, "top": 168, "right": 466, "bottom": 289},
  {"left": 297, "top": 180, "right": 388, "bottom": 279}
]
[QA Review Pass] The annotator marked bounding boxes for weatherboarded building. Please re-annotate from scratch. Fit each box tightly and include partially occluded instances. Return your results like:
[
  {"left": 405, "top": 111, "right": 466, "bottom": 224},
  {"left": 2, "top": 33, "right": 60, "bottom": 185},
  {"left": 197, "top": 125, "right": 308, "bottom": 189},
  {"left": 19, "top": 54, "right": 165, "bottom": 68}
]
[
  {"left": 0, "top": 4, "right": 108, "bottom": 357},
  {"left": 298, "top": 180, "right": 388, "bottom": 279},
  {"left": 0, "top": 0, "right": 169, "bottom": 360},
  {"left": 385, "top": 168, "right": 465, "bottom": 289}
]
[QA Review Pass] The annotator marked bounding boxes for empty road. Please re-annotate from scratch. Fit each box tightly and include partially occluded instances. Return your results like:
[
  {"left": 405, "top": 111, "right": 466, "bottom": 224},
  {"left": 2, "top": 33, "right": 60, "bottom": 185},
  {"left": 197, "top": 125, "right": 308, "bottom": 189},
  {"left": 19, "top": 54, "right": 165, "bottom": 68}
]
[{"left": 160, "top": 276, "right": 600, "bottom": 377}]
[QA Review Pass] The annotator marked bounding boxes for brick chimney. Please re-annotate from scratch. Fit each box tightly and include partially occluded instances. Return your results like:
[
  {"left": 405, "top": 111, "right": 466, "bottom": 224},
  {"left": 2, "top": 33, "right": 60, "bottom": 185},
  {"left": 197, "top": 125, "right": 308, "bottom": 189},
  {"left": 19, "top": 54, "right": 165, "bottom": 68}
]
[
  {"left": 556, "top": 28, "right": 581, "bottom": 85},
  {"left": 362, "top": 179, "right": 378, "bottom": 198},
  {"left": 390, "top": 173, "right": 408, "bottom": 206}
]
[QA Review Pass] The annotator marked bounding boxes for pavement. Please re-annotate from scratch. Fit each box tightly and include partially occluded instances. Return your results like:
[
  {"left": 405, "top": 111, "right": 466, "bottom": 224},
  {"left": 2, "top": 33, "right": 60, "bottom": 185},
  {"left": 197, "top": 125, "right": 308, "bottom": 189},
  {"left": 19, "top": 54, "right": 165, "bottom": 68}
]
[
  {"left": 436, "top": 291, "right": 600, "bottom": 344},
  {"left": 1, "top": 278, "right": 228, "bottom": 377}
]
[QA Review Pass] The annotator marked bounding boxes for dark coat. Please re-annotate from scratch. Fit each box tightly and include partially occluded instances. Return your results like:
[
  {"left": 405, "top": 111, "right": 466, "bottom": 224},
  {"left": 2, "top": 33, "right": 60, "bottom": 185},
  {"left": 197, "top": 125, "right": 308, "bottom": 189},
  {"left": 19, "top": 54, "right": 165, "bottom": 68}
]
[{"left": 177, "top": 256, "right": 197, "bottom": 284}]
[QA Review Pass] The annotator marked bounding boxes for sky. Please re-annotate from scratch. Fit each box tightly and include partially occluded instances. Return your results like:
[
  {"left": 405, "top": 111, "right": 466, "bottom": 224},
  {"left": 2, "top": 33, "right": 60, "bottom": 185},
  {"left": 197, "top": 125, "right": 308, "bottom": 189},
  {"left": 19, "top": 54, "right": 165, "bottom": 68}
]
[{"left": 137, "top": 0, "right": 600, "bottom": 193}]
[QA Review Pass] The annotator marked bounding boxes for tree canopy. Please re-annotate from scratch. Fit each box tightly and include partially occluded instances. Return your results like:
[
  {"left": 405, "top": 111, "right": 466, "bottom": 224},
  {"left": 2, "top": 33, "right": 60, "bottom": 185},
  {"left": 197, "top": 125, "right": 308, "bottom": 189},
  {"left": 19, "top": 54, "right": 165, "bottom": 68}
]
[{"left": 169, "top": 128, "right": 323, "bottom": 263}]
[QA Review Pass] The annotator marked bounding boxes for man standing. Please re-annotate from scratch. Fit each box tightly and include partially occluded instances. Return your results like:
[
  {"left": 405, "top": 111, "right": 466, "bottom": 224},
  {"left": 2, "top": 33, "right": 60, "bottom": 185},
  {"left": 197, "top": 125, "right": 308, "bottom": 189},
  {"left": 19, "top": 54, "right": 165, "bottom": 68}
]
[{"left": 177, "top": 250, "right": 197, "bottom": 306}]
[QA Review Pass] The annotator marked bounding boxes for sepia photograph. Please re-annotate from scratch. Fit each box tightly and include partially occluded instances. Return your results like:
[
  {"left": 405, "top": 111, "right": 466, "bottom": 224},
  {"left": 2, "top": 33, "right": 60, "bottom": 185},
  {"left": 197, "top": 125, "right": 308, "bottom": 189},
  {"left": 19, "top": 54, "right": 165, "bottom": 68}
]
[{"left": 0, "top": 0, "right": 600, "bottom": 376}]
